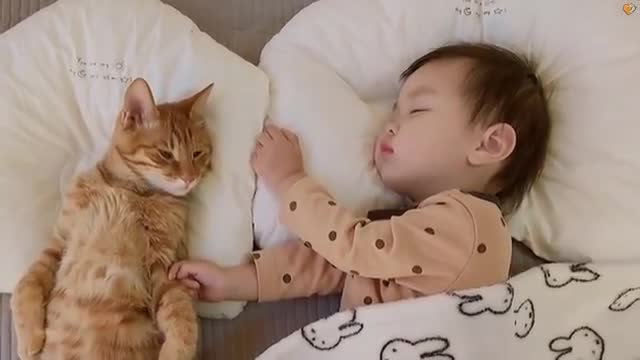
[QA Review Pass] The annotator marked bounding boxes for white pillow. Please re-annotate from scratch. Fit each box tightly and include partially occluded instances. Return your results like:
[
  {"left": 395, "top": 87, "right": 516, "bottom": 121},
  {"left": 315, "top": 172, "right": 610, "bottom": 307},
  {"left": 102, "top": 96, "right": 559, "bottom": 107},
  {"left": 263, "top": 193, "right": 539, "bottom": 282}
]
[
  {"left": 253, "top": 0, "right": 466, "bottom": 248},
  {"left": 0, "top": 0, "right": 269, "bottom": 319},
  {"left": 254, "top": 0, "right": 640, "bottom": 263},
  {"left": 484, "top": 0, "right": 640, "bottom": 262}
]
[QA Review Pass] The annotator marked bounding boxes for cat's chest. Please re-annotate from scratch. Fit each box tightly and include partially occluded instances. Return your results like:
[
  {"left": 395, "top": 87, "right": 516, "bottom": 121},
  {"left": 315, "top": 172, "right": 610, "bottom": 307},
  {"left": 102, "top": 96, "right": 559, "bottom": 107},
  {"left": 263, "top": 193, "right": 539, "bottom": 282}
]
[
  {"left": 70, "top": 188, "right": 188, "bottom": 258},
  {"left": 124, "top": 191, "right": 188, "bottom": 269},
  {"left": 60, "top": 189, "right": 187, "bottom": 287},
  {"left": 130, "top": 192, "right": 188, "bottom": 236}
]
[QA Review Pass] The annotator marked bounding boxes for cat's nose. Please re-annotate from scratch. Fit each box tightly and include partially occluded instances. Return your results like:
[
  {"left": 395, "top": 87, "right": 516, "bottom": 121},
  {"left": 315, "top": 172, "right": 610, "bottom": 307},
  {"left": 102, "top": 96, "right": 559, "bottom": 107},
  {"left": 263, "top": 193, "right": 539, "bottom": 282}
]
[{"left": 181, "top": 175, "right": 195, "bottom": 185}]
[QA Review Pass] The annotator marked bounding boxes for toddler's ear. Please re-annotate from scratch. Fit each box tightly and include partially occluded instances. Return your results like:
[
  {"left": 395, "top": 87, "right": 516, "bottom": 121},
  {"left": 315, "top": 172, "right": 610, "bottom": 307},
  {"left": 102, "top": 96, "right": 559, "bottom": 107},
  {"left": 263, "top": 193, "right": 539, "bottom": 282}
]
[{"left": 468, "top": 123, "right": 516, "bottom": 166}]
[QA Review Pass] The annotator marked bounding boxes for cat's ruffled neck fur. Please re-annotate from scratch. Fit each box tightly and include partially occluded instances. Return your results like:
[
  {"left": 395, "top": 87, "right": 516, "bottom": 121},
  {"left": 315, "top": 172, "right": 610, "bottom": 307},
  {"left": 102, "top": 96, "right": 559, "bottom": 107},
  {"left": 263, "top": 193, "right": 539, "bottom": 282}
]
[{"left": 98, "top": 146, "right": 156, "bottom": 197}]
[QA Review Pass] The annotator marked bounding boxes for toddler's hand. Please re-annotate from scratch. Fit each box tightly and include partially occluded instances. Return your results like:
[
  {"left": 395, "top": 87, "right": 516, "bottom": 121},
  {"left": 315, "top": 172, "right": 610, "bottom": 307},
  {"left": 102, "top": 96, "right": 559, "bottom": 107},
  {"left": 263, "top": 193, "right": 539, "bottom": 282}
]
[
  {"left": 251, "top": 124, "right": 305, "bottom": 195},
  {"left": 168, "top": 260, "right": 227, "bottom": 302}
]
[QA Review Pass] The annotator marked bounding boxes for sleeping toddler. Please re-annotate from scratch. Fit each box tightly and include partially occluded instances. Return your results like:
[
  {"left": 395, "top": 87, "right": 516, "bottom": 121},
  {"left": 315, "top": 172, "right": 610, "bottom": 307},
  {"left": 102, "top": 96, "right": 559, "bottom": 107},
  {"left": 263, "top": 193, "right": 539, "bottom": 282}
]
[{"left": 169, "top": 43, "right": 551, "bottom": 310}]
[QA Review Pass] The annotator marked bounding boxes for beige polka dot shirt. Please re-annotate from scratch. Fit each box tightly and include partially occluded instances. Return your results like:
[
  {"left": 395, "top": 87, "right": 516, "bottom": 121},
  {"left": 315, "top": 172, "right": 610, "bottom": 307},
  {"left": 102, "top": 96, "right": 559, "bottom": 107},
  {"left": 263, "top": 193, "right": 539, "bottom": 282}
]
[{"left": 252, "top": 176, "right": 512, "bottom": 310}]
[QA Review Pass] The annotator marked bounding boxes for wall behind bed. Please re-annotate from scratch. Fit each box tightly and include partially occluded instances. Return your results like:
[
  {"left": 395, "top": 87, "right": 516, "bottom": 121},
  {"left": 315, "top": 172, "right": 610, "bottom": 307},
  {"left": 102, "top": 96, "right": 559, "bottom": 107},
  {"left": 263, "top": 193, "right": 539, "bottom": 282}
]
[{"left": 0, "top": 0, "right": 316, "bottom": 64}]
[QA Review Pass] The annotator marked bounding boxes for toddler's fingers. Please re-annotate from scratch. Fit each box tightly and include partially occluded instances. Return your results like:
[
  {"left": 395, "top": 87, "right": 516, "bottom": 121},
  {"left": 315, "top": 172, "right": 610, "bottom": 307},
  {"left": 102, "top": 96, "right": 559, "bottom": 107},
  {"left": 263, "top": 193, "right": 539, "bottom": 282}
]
[
  {"left": 257, "top": 131, "right": 272, "bottom": 145},
  {"left": 168, "top": 261, "right": 184, "bottom": 280},
  {"left": 173, "top": 262, "right": 203, "bottom": 281},
  {"left": 181, "top": 278, "right": 201, "bottom": 290},
  {"left": 251, "top": 142, "right": 263, "bottom": 158},
  {"left": 265, "top": 124, "right": 286, "bottom": 139},
  {"left": 281, "top": 128, "right": 299, "bottom": 145},
  {"left": 250, "top": 152, "right": 260, "bottom": 171},
  {"left": 263, "top": 126, "right": 275, "bottom": 140},
  {"left": 188, "top": 289, "right": 198, "bottom": 299},
  {"left": 277, "top": 128, "right": 292, "bottom": 144}
]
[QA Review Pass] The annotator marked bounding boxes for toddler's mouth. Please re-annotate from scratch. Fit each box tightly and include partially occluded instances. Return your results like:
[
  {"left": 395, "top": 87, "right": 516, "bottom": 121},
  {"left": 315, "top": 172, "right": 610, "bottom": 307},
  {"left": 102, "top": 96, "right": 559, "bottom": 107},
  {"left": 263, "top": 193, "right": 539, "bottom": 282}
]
[{"left": 380, "top": 142, "right": 394, "bottom": 154}]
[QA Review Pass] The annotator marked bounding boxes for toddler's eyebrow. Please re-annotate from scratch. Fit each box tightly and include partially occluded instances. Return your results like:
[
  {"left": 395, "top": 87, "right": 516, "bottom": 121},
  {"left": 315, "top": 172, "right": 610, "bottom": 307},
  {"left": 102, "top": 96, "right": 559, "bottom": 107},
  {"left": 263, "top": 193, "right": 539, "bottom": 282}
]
[{"left": 408, "top": 85, "right": 437, "bottom": 98}]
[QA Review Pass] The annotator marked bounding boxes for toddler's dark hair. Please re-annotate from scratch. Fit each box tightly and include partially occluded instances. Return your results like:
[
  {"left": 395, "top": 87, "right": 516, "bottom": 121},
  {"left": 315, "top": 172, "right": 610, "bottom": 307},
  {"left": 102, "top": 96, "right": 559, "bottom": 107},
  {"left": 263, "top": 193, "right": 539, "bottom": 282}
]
[{"left": 401, "top": 43, "right": 551, "bottom": 214}]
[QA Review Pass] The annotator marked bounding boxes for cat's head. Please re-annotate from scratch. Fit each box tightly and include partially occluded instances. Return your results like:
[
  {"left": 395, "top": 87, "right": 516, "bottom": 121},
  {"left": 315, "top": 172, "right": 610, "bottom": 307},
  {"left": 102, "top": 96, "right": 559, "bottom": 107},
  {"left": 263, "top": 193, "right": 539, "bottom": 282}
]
[{"left": 113, "top": 78, "right": 214, "bottom": 197}]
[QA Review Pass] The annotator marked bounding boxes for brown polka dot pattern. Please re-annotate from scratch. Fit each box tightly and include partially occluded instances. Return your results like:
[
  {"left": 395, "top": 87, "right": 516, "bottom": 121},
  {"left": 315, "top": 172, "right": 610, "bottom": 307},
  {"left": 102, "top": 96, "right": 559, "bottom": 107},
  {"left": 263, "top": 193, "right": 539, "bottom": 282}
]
[
  {"left": 328, "top": 231, "right": 337, "bottom": 241},
  {"left": 436, "top": 202, "right": 447, "bottom": 205},
  {"left": 363, "top": 296, "right": 372, "bottom": 305},
  {"left": 282, "top": 274, "right": 292, "bottom": 284},
  {"left": 289, "top": 201, "right": 297, "bottom": 211},
  {"left": 375, "top": 239, "right": 385, "bottom": 249},
  {"left": 328, "top": 200, "right": 337, "bottom": 206},
  {"left": 425, "top": 227, "right": 435, "bottom": 235},
  {"left": 304, "top": 241, "right": 312, "bottom": 248},
  {"left": 252, "top": 253, "right": 261, "bottom": 260},
  {"left": 477, "top": 243, "right": 487, "bottom": 254},
  {"left": 382, "top": 280, "right": 390, "bottom": 287},
  {"left": 412, "top": 265, "right": 423, "bottom": 274}
]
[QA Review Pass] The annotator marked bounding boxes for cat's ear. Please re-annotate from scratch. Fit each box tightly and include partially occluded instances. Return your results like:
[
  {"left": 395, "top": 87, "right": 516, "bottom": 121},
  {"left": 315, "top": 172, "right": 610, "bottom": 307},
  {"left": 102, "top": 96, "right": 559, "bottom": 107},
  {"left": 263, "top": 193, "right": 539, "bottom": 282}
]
[
  {"left": 178, "top": 83, "right": 214, "bottom": 119},
  {"left": 121, "top": 78, "right": 159, "bottom": 130}
]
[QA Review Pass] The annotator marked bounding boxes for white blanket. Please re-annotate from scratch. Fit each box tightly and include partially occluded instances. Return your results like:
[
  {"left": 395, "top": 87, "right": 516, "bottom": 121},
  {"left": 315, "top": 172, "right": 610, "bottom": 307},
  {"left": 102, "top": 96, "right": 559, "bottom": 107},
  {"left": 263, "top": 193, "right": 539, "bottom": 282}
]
[{"left": 257, "top": 262, "right": 640, "bottom": 359}]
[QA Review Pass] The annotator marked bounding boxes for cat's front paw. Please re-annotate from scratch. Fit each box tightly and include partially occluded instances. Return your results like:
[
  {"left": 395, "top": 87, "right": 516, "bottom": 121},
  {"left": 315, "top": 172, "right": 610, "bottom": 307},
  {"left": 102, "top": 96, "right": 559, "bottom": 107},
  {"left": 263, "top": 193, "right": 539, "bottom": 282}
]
[
  {"left": 17, "top": 328, "right": 45, "bottom": 359},
  {"left": 158, "top": 339, "right": 196, "bottom": 360}
]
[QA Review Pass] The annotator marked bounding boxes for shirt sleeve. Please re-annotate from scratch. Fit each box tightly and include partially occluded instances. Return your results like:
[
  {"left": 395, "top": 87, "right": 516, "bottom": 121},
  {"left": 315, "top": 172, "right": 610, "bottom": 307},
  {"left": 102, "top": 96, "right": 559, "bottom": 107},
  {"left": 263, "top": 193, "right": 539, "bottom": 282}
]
[
  {"left": 279, "top": 176, "right": 477, "bottom": 281},
  {"left": 252, "top": 240, "right": 346, "bottom": 302}
]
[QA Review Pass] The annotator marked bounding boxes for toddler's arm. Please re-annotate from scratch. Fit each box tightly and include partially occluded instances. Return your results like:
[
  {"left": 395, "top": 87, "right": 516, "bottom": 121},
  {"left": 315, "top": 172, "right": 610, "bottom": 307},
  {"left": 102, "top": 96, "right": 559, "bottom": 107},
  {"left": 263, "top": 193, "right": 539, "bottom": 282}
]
[
  {"left": 169, "top": 241, "right": 344, "bottom": 303},
  {"left": 251, "top": 240, "right": 345, "bottom": 302},
  {"left": 278, "top": 176, "right": 476, "bottom": 281}
]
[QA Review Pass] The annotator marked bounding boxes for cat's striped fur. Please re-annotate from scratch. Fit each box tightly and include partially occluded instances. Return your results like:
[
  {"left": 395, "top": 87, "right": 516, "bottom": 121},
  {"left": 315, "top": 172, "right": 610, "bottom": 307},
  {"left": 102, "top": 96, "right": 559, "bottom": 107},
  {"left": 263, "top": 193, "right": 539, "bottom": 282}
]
[{"left": 11, "top": 78, "right": 214, "bottom": 360}]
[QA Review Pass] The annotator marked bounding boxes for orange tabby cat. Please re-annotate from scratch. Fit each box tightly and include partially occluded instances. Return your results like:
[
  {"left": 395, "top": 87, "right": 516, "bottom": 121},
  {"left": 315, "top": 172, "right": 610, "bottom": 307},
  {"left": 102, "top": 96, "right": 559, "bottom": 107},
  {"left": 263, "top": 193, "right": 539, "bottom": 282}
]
[{"left": 11, "top": 78, "right": 214, "bottom": 360}]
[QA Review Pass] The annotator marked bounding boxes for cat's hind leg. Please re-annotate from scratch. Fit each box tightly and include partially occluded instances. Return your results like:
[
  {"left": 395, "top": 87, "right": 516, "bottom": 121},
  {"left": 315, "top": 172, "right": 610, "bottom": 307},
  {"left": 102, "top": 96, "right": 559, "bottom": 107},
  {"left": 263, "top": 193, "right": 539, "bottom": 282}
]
[{"left": 11, "top": 238, "right": 65, "bottom": 359}]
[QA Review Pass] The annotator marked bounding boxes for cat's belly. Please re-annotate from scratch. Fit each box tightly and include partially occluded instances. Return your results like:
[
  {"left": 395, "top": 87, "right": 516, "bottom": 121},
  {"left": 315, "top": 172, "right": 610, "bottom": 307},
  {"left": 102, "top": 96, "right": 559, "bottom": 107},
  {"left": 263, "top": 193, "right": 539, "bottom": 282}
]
[
  {"left": 45, "top": 256, "right": 158, "bottom": 358},
  {"left": 41, "top": 284, "right": 161, "bottom": 360},
  {"left": 57, "top": 257, "right": 149, "bottom": 302},
  {"left": 56, "top": 196, "right": 151, "bottom": 307}
]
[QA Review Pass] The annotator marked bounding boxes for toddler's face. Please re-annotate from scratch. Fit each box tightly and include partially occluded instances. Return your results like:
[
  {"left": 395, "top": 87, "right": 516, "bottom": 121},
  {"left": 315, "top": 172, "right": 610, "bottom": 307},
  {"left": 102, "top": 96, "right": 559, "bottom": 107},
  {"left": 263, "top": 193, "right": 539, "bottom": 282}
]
[{"left": 374, "top": 58, "right": 480, "bottom": 200}]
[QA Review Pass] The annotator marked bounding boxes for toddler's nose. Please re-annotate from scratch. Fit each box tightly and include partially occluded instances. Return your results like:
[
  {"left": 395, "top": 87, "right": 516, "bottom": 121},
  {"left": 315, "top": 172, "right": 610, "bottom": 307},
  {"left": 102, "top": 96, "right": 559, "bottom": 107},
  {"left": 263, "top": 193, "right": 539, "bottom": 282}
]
[{"left": 386, "top": 124, "right": 397, "bottom": 136}]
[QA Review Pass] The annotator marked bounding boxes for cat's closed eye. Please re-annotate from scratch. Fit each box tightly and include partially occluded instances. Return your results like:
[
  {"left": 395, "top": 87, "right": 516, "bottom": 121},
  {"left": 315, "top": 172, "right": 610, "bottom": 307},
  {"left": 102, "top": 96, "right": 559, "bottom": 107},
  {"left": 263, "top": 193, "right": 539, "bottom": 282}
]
[{"left": 158, "top": 150, "right": 173, "bottom": 160}]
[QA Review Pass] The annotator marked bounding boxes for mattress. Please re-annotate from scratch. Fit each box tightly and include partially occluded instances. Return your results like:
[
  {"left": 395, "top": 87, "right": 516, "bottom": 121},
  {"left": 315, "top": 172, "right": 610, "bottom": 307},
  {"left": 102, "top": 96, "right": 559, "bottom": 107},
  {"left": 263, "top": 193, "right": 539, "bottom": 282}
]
[{"left": 0, "top": 0, "right": 545, "bottom": 358}]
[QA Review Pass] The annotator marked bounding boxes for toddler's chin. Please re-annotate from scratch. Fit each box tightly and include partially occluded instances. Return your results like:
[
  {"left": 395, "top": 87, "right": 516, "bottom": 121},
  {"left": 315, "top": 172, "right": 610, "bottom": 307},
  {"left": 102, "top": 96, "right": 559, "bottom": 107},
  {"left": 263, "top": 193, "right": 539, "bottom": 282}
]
[
  {"left": 375, "top": 166, "right": 393, "bottom": 189},
  {"left": 371, "top": 159, "right": 383, "bottom": 179}
]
